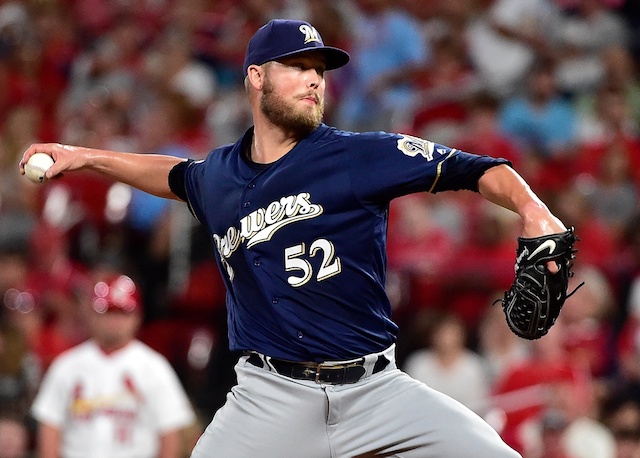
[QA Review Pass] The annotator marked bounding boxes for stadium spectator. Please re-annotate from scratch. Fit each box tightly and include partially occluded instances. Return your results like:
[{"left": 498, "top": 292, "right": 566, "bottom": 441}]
[
  {"left": 453, "top": 91, "right": 523, "bottom": 171},
  {"left": 490, "top": 320, "right": 597, "bottom": 454},
  {"left": 442, "top": 200, "right": 520, "bottom": 327},
  {"left": 601, "top": 396, "right": 640, "bottom": 458},
  {"left": 335, "top": 0, "right": 431, "bottom": 132},
  {"left": 575, "top": 46, "right": 640, "bottom": 139},
  {"left": 0, "top": 415, "right": 30, "bottom": 458},
  {"left": 386, "top": 193, "right": 457, "bottom": 310},
  {"left": 466, "top": 0, "right": 562, "bottom": 97},
  {"left": 549, "top": 183, "right": 622, "bottom": 274},
  {"left": 477, "top": 297, "right": 529, "bottom": 385},
  {"left": 561, "top": 265, "right": 617, "bottom": 378},
  {"left": 554, "top": 0, "right": 629, "bottom": 96},
  {"left": 498, "top": 58, "right": 578, "bottom": 192},
  {"left": 403, "top": 311, "right": 491, "bottom": 414}
]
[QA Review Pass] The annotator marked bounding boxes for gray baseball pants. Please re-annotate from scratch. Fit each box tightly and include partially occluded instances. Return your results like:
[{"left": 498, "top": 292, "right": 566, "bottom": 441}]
[{"left": 190, "top": 345, "right": 521, "bottom": 457}]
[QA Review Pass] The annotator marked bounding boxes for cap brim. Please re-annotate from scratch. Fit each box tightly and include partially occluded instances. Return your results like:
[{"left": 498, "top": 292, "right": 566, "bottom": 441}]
[{"left": 268, "top": 46, "right": 350, "bottom": 71}]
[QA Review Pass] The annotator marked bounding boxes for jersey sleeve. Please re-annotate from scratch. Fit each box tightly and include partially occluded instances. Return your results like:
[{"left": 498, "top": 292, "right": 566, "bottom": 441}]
[
  {"left": 179, "top": 159, "right": 209, "bottom": 224},
  {"left": 168, "top": 159, "right": 192, "bottom": 202},
  {"left": 31, "top": 358, "right": 70, "bottom": 427},
  {"left": 346, "top": 132, "right": 510, "bottom": 204},
  {"left": 146, "top": 353, "right": 196, "bottom": 432}
]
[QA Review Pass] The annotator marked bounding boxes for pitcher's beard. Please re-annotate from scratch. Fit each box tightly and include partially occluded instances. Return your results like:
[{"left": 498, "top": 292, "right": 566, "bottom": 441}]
[{"left": 261, "top": 77, "right": 324, "bottom": 138}]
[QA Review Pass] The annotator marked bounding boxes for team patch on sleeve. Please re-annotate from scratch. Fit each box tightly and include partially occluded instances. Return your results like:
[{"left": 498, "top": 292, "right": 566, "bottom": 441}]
[
  {"left": 396, "top": 135, "right": 458, "bottom": 162},
  {"left": 396, "top": 135, "right": 436, "bottom": 161}
]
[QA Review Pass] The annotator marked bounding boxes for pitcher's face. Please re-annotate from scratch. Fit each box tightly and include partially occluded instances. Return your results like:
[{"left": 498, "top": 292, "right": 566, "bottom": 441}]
[{"left": 260, "top": 53, "right": 326, "bottom": 136}]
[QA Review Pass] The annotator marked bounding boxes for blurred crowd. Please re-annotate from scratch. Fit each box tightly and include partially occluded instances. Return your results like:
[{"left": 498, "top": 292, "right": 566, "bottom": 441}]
[{"left": 0, "top": 0, "right": 639, "bottom": 457}]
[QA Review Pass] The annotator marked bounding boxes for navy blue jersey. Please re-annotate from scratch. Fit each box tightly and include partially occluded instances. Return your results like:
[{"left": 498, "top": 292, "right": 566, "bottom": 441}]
[{"left": 179, "top": 124, "right": 509, "bottom": 361}]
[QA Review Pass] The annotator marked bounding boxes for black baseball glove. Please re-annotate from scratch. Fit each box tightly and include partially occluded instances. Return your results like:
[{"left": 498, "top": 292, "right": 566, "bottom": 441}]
[{"left": 496, "top": 228, "right": 583, "bottom": 340}]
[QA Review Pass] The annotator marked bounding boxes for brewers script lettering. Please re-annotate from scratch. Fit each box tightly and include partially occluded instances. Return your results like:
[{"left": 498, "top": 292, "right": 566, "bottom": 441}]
[{"left": 213, "top": 192, "right": 324, "bottom": 280}]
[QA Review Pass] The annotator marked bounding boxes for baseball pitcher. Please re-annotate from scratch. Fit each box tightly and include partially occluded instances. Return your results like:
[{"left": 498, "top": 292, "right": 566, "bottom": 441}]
[{"left": 21, "top": 19, "right": 580, "bottom": 458}]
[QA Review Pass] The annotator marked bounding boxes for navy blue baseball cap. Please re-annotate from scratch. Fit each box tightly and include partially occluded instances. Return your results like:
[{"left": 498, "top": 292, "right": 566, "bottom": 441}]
[{"left": 243, "top": 19, "right": 350, "bottom": 76}]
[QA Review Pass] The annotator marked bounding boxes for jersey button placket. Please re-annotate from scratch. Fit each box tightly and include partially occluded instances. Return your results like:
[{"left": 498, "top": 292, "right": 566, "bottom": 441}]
[{"left": 242, "top": 181, "right": 256, "bottom": 209}]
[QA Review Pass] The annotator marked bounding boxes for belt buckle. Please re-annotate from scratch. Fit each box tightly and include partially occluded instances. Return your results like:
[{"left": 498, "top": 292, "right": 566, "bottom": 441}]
[
  {"left": 314, "top": 363, "right": 337, "bottom": 384},
  {"left": 315, "top": 362, "right": 361, "bottom": 384},
  {"left": 299, "top": 364, "right": 322, "bottom": 382}
]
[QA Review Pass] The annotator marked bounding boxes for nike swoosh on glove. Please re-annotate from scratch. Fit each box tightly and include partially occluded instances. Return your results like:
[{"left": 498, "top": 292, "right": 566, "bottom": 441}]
[{"left": 495, "top": 227, "right": 584, "bottom": 340}]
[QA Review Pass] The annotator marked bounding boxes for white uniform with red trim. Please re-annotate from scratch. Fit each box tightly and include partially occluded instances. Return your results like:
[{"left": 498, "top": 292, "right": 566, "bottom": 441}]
[{"left": 31, "top": 339, "right": 195, "bottom": 458}]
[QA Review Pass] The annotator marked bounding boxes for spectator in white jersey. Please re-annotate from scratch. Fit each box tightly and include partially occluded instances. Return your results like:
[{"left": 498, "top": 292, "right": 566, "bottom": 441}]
[{"left": 30, "top": 273, "right": 196, "bottom": 458}]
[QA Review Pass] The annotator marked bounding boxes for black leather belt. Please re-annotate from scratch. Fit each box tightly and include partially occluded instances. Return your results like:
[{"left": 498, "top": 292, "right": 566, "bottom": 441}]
[{"left": 246, "top": 352, "right": 390, "bottom": 384}]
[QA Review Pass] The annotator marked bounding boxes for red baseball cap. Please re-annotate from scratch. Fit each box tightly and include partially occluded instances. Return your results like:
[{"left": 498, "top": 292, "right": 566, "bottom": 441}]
[{"left": 91, "top": 275, "right": 141, "bottom": 314}]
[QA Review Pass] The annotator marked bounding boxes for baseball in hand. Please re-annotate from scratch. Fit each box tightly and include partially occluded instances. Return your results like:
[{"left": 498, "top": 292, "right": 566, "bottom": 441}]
[{"left": 24, "top": 152, "right": 54, "bottom": 183}]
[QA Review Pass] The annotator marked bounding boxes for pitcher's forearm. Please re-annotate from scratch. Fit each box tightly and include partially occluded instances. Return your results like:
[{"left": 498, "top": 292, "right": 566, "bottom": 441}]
[
  {"left": 20, "top": 143, "right": 186, "bottom": 200},
  {"left": 86, "top": 149, "right": 185, "bottom": 199},
  {"left": 478, "top": 164, "right": 566, "bottom": 237}
]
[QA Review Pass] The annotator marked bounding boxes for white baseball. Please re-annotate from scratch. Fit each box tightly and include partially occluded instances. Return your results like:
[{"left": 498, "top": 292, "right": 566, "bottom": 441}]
[{"left": 24, "top": 152, "right": 55, "bottom": 183}]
